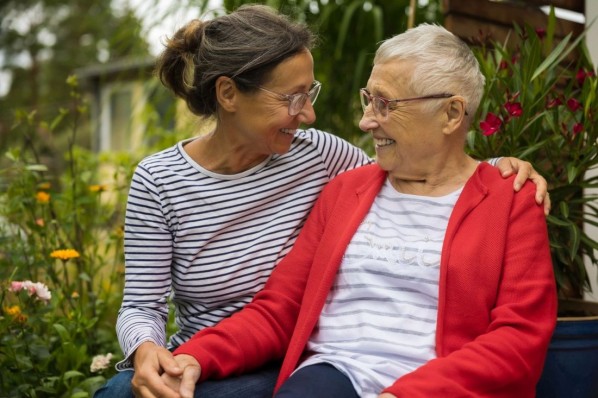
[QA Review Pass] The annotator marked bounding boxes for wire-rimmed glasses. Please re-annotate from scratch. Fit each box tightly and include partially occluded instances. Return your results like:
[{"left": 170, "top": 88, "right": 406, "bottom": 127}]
[
  {"left": 360, "top": 89, "right": 455, "bottom": 120},
  {"left": 258, "top": 80, "right": 322, "bottom": 116}
]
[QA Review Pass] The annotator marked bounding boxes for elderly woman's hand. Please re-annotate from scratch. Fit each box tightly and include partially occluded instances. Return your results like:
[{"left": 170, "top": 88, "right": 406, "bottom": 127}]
[
  {"left": 496, "top": 157, "right": 551, "bottom": 216},
  {"left": 159, "top": 354, "right": 202, "bottom": 398}
]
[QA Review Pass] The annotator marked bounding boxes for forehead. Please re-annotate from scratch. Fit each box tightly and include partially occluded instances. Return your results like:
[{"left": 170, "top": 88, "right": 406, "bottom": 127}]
[
  {"left": 368, "top": 59, "right": 413, "bottom": 95},
  {"left": 267, "top": 49, "right": 315, "bottom": 88}
]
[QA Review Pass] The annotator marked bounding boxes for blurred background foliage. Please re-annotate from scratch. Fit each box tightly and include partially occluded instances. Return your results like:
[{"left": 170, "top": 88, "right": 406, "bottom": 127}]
[{"left": 0, "top": 0, "right": 443, "bottom": 169}]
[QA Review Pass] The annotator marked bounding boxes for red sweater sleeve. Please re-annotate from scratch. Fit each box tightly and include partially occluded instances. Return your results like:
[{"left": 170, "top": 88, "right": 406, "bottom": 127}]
[{"left": 383, "top": 178, "right": 557, "bottom": 397}]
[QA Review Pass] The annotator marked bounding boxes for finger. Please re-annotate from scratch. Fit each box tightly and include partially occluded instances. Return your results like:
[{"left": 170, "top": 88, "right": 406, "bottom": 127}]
[
  {"left": 179, "top": 365, "right": 201, "bottom": 398},
  {"left": 158, "top": 350, "right": 183, "bottom": 377},
  {"left": 529, "top": 173, "right": 548, "bottom": 206},
  {"left": 543, "top": 192, "right": 551, "bottom": 216},
  {"left": 495, "top": 157, "right": 515, "bottom": 178},
  {"left": 512, "top": 162, "right": 533, "bottom": 192}
]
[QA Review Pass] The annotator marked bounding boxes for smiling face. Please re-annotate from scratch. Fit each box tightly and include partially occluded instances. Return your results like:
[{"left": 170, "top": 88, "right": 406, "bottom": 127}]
[
  {"left": 358, "top": 59, "right": 451, "bottom": 178},
  {"left": 229, "top": 49, "right": 317, "bottom": 156}
]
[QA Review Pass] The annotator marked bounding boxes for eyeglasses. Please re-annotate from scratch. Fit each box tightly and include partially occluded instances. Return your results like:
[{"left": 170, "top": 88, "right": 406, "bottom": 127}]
[
  {"left": 360, "top": 89, "right": 455, "bottom": 120},
  {"left": 258, "top": 81, "right": 322, "bottom": 116}
]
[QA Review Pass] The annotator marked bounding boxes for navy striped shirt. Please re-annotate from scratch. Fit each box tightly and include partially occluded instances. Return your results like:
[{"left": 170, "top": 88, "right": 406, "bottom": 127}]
[{"left": 116, "top": 129, "right": 372, "bottom": 369}]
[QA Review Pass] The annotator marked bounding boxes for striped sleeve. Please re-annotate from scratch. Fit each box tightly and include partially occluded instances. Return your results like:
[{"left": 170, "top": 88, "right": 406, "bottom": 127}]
[{"left": 116, "top": 160, "right": 174, "bottom": 370}]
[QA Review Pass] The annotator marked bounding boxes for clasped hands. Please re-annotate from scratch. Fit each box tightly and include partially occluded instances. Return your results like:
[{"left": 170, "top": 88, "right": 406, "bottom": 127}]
[{"left": 132, "top": 342, "right": 201, "bottom": 398}]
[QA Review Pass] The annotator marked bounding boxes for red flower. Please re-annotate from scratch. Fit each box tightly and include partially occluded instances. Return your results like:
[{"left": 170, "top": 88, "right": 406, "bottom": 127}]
[
  {"left": 573, "top": 123, "right": 584, "bottom": 135},
  {"left": 535, "top": 28, "right": 546, "bottom": 39},
  {"left": 567, "top": 98, "right": 582, "bottom": 112},
  {"left": 546, "top": 97, "right": 562, "bottom": 109},
  {"left": 504, "top": 101, "right": 523, "bottom": 117},
  {"left": 499, "top": 60, "right": 509, "bottom": 70},
  {"left": 480, "top": 112, "right": 502, "bottom": 136},
  {"left": 576, "top": 68, "right": 595, "bottom": 86}
]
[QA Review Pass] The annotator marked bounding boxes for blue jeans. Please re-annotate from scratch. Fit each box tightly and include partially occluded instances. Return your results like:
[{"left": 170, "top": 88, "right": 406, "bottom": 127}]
[
  {"left": 94, "top": 362, "right": 279, "bottom": 398},
  {"left": 274, "top": 363, "right": 359, "bottom": 398}
]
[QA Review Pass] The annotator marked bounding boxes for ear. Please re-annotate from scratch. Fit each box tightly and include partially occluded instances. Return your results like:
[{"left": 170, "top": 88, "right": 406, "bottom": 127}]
[
  {"left": 443, "top": 96, "right": 467, "bottom": 135},
  {"left": 215, "top": 76, "right": 238, "bottom": 113}
]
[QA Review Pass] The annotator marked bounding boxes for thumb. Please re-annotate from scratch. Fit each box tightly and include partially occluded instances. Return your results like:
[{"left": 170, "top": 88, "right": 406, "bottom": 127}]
[{"left": 180, "top": 365, "right": 201, "bottom": 398}]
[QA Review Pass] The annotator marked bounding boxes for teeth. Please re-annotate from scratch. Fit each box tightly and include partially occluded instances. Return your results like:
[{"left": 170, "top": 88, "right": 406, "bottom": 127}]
[
  {"left": 281, "top": 129, "right": 296, "bottom": 135},
  {"left": 374, "top": 138, "right": 395, "bottom": 147}
]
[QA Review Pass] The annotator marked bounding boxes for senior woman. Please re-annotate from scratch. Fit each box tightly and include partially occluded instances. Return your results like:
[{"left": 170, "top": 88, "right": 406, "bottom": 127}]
[
  {"left": 164, "top": 23, "right": 557, "bottom": 398},
  {"left": 96, "top": 5, "right": 550, "bottom": 398}
]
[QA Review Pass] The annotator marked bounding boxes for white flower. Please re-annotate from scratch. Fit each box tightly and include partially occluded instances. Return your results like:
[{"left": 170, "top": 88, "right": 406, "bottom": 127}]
[
  {"left": 32, "top": 282, "right": 51, "bottom": 303},
  {"left": 90, "top": 353, "right": 113, "bottom": 373}
]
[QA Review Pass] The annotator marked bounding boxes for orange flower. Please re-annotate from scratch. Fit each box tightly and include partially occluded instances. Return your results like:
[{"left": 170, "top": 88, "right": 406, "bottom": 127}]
[
  {"left": 89, "top": 184, "right": 107, "bottom": 193},
  {"left": 50, "top": 249, "right": 80, "bottom": 261},
  {"left": 36, "top": 191, "right": 50, "bottom": 203},
  {"left": 5, "top": 305, "right": 21, "bottom": 317}
]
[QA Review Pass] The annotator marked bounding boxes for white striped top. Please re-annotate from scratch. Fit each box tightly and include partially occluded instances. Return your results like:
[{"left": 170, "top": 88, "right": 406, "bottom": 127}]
[
  {"left": 115, "top": 129, "right": 371, "bottom": 370},
  {"left": 298, "top": 180, "right": 462, "bottom": 396}
]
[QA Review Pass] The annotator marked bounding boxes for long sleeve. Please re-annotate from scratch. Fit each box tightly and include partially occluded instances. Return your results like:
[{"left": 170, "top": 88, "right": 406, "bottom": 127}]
[{"left": 116, "top": 164, "right": 173, "bottom": 370}]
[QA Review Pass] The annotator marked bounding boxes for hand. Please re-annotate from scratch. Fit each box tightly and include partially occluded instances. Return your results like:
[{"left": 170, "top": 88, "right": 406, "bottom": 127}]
[
  {"left": 131, "top": 341, "right": 183, "bottom": 398},
  {"left": 378, "top": 394, "right": 397, "bottom": 398},
  {"left": 495, "top": 157, "right": 551, "bottom": 215},
  {"left": 160, "top": 354, "right": 202, "bottom": 398}
]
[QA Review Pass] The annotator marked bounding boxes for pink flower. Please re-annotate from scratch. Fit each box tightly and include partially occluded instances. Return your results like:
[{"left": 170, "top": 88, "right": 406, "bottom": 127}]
[
  {"left": 576, "top": 68, "right": 595, "bottom": 86},
  {"left": 504, "top": 102, "right": 523, "bottom": 117},
  {"left": 480, "top": 112, "right": 502, "bottom": 136},
  {"left": 567, "top": 98, "right": 582, "bottom": 112},
  {"left": 546, "top": 97, "right": 562, "bottom": 109},
  {"left": 8, "top": 280, "right": 52, "bottom": 304},
  {"left": 9, "top": 281, "right": 24, "bottom": 292},
  {"left": 572, "top": 123, "right": 584, "bottom": 135}
]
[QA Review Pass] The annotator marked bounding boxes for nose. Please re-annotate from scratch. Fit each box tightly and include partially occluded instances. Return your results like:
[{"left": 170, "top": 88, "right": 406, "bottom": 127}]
[
  {"left": 358, "top": 109, "right": 379, "bottom": 133},
  {"left": 297, "top": 99, "right": 316, "bottom": 125}
]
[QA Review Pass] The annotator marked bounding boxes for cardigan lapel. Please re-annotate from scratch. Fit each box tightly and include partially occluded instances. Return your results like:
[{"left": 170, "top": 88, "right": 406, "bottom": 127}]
[
  {"left": 435, "top": 163, "right": 489, "bottom": 354},
  {"left": 293, "top": 166, "right": 387, "bottom": 352}
]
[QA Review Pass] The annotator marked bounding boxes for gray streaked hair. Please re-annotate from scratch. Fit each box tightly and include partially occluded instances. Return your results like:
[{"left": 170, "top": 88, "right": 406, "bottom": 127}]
[
  {"left": 156, "top": 5, "right": 316, "bottom": 117},
  {"left": 374, "top": 24, "right": 485, "bottom": 116}
]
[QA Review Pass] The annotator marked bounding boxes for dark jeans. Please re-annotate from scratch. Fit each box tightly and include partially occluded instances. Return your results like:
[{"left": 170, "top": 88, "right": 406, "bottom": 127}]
[
  {"left": 274, "top": 363, "right": 359, "bottom": 398},
  {"left": 93, "top": 362, "right": 279, "bottom": 398}
]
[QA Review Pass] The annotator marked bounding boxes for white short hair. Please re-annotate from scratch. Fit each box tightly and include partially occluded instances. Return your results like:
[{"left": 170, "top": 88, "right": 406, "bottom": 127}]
[{"left": 374, "top": 24, "right": 485, "bottom": 116}]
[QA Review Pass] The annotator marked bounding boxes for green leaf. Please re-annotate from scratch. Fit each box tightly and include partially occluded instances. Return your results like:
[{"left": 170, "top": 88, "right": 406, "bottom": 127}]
[
  {"left": 25, "top": 164, "right": 49, "bottom": 172},
  {"left": 64, "top": 370, "right": 84, "bottom": 380},
  {"left": 546, "top": 215, "right": 570, "bottom": 227},
  {"left": 53, "top": 323, "right": 70, "bottom": 343},
  {"left": 335, "top": 1, "right": 362, "bottom": 59},
  {"left": 531, "top": 34, "right": 571, "bottom": 82},
  {"left": 566, "top": 163, "right": 579, "bottom": 183}
]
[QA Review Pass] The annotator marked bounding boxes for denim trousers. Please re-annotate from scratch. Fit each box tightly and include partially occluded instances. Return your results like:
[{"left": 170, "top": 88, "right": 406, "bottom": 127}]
[
  {"left": 93, "top": 362, "right": 279, "bottom": 398},
  {"left": 274, "top": 363, "right": 359, "bottom": 398}
]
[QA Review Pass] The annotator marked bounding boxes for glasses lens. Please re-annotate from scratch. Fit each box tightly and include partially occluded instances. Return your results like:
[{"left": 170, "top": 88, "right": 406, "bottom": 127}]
[
  {"left": 375, "top": 97, "right": 388, "bottom": 118},
  {"left": 309, "top": 82, "right": 321, "bottom": 105},
  {"left": 360, "top": 90, "right": 370, "bottom": 113},
  {"left": 289, "top": 94, "right": 307, "bottom": 116}
]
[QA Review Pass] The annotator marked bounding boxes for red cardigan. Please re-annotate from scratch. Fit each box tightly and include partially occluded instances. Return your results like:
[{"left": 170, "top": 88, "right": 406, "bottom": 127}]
[{"left": 174, "top": 162, "right": 557, "bottom": 397}]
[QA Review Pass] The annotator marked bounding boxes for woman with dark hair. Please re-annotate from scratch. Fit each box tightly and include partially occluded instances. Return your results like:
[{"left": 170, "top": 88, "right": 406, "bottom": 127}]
[{"left": 95, "top": 5, "right": 549, "bottom": 398}]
